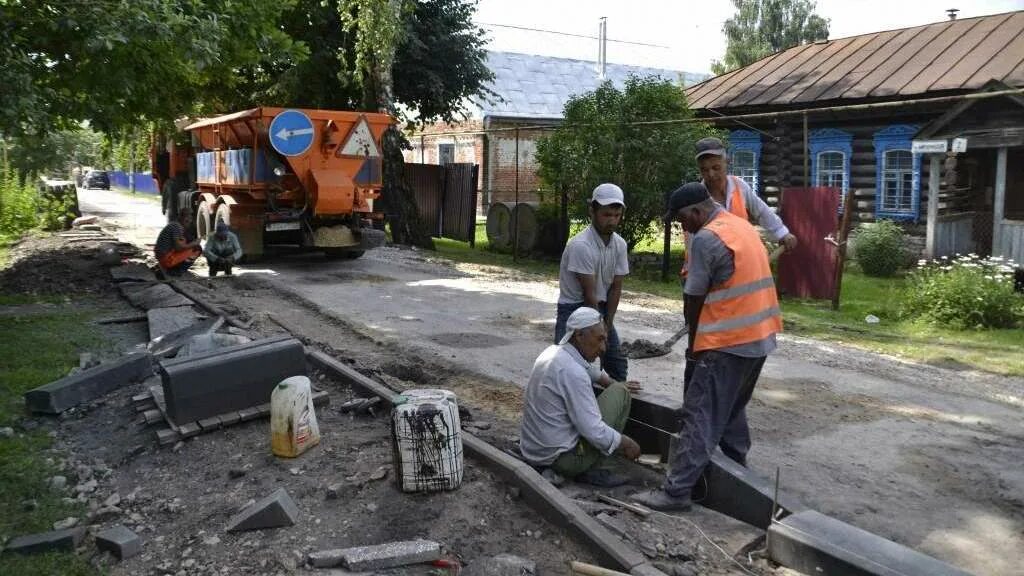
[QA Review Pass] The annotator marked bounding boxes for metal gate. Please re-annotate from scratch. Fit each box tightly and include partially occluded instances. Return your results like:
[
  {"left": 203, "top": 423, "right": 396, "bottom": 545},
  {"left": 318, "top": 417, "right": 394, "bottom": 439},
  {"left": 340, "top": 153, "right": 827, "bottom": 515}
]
[{"left": 406, "top": 162, "right": 479, "bottom": 245}]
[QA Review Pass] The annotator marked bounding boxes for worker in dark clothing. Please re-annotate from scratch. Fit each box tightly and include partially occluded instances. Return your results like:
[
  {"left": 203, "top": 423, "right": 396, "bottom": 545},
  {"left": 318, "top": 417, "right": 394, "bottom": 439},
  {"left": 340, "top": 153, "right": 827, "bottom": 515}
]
[
  {"left": 632, "top": 183, "right": 782, "bottom": 511},
  {"left": 203, "top": 220, "right": 243, "bottom": 277},
  {"left": 155, "top": 208, "right": 201, "bottom": 277}
]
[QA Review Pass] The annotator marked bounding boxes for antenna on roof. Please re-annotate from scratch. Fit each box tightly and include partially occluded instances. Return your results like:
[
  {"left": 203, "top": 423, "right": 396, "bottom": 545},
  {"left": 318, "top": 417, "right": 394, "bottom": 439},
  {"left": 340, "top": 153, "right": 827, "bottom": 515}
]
[
  {"left": 946, "top": 8, "right": 959, "bottom": 20},
  {"left": 597, "top": 17, "right": 607, "bottom": 79}
]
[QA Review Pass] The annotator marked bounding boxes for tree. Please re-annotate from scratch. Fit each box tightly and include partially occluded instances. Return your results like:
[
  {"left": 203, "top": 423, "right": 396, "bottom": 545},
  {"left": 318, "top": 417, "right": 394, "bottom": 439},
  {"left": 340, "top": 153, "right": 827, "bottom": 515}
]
[
  {"left": 711, "top": 0, "right": 829, "bottom": 75},
  {"left": 337, "top": 0, "right": 494, "bottom": 248},
  {"left": 535, "top": 76, "right": 719, "bottom": 251}
]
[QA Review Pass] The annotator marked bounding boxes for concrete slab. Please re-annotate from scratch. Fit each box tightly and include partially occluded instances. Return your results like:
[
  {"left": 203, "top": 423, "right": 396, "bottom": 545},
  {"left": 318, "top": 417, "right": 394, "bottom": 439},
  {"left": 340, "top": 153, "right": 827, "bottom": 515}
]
[
  {"left": 24, "top": 352, "right": 153, "bottom": 414},
  {"left": 147, "top": 307, "right": 204, "bottom": 341},
  {"left": 226, "top": 488, "right": 298, "bottom": 532},
  {"left": 122, "top": 282, "right": 193, "bottom": 309},
  {"left": 767, "top": 510, "right": 973, "bottom": 576},
  {"left": 2, "top": 527, "right": 85, "bottom": 555},
  {"left": 159, "top": 335, "right": 305, "bottom": 424},
  {"left": 697, "top": 453, "right": 806, "bottom": 530},
  {"left": 148, "top": 317, "right": 223, "bottom": 357},
  {"left": 95, "top": 525, "right": 142, "bottom": 560},
  {"left": 336, "top": 540, "right": 441, "bottom": 571}
]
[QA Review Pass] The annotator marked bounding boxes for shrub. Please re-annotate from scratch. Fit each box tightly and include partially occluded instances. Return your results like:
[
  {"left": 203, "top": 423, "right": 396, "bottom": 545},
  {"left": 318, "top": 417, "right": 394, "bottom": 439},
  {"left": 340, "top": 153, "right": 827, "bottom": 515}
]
[
  {"left": 854, "top": 220, "right": 906, "bottom": 277},
  {"left": 0, "top": 164, "right": 38, "bottom": 240},
  {"left": 901, "top": 254, "right": 1023, "bottom": 329}
]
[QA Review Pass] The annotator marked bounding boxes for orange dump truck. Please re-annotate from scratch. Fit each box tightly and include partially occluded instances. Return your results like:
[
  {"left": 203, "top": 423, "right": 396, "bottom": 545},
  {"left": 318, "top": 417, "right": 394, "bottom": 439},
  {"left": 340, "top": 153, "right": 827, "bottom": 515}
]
[{"left": 152, "top": 107, "right": 394, "bottom": 259}]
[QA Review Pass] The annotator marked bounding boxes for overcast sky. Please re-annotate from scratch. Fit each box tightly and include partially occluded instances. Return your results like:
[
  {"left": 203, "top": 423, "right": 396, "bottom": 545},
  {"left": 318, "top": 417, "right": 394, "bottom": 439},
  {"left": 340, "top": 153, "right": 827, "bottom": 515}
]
[{"left": 474, "top": 0, "right": 1024, "bottom": 74}]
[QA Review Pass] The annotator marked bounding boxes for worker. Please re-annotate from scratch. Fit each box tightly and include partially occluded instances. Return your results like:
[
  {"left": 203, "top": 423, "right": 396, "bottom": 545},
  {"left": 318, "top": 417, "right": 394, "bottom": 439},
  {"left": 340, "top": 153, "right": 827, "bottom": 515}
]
[
  {"left": 555, "top": 183, "right": 630, "bottom": 383},
  {"left": 521, "top": 307, "right": 642, "bottom": 487},
  {"left": 204, "top": 220, "right": 243, "bottom": 277},
  {"left": 632, "top": 183, "right": 782, "bottom": 511},
  {"left": 679, "top": 137, "right": 797, "bottom": 286},
  {"left": 155, "top": 207, "right": 201, "bottom": 277}
]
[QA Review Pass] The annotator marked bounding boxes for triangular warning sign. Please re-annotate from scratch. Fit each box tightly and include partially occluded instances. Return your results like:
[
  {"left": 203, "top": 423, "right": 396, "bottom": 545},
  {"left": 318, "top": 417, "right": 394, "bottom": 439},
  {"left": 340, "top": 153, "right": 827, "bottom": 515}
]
[{"left": 338, "top": 116, "right": 380, "bottom": 158}]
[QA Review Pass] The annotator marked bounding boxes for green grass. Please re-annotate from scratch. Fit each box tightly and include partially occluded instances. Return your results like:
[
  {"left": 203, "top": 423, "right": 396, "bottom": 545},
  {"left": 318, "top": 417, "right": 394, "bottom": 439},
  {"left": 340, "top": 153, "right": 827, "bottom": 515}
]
[
  {"left": 0, "top": 259, "right": 102, "bottom": 574},
  {"left": 433, "top": 225, "right": 1024, "bottom": 376}
]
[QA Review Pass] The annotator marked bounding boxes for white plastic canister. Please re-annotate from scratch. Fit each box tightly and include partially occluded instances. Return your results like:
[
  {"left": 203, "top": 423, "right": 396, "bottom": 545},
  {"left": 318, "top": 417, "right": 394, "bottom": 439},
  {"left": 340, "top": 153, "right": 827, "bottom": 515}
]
[
  {"left": 391, "top": 388, "right": 463, "bottom": 492},
  {"left": 271, "top": 376, "right": 321, "bottom": 458}
]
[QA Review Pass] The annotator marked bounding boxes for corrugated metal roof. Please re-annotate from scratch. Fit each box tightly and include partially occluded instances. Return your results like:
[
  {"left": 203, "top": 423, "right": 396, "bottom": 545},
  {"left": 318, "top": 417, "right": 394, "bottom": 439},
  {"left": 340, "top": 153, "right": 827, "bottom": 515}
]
[
  {"left": 686, "top": 10, "right": 1024, "bottom": 111},
  {"left": 477, "top": 51, "right": 708, "bottom": 119}
]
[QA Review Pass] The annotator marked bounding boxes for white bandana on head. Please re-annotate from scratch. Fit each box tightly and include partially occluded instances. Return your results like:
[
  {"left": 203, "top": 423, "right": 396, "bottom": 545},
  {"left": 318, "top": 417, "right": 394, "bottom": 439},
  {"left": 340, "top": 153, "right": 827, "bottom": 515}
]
[{"left": 559, "top": 307, "right": 602, "bottom": 345}]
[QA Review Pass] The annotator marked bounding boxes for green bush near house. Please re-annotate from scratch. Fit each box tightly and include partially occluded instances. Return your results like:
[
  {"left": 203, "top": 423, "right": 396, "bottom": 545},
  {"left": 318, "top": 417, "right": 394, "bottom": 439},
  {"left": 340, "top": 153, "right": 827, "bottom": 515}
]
[
  {"left": 854, "top": 220, "right": 907, "bottom": 277},
  {"left": 901, "top": 254, "right": 1023, "bottom": 329}
]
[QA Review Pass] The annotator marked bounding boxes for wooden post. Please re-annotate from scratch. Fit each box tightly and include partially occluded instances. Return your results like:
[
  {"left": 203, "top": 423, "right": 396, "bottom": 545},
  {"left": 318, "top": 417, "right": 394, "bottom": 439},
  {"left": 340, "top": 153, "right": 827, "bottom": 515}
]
[
  {"left": 802, "top": 112, "right": 809, "bottom": 188},
  {"left": 993, "top": 146, "right": 1007, "bottom": 258},
  {"left": 926, "top": 154, "right": 941, "bottom": 259},
  {"left": 831, "top": 187, "right": 855, "bottom": 310}
]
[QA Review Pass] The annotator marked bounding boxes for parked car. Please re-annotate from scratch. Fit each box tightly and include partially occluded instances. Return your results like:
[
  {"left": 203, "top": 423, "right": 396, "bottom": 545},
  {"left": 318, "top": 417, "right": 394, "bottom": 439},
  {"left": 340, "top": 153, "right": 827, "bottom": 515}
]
[{"left": 83, "top": 170, "right": 109, "bottom": 190}]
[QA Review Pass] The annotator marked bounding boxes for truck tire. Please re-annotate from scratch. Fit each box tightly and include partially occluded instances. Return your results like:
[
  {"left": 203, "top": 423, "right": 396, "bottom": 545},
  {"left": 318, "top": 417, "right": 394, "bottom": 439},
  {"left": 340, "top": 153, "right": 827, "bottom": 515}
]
[
  {"left": 216, "top": 202, "right": 263, "bottom": 262},
  {"left": 196, "top": 201, "right": 213, "bottom": 240}
]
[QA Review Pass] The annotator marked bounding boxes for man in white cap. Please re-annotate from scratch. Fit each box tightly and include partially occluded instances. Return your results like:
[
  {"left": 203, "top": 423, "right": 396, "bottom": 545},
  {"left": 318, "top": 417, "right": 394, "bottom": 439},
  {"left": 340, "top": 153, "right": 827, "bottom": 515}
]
[
  {"left": 521, "top": 307, "right": 642, "bottom": 486},
  {"left": 555, "top": 183, "right": 630, "bottom": 383}
]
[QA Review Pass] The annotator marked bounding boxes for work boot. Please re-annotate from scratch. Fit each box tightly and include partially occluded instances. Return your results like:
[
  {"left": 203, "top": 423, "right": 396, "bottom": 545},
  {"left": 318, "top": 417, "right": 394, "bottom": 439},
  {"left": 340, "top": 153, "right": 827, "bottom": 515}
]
[
  {"left": 576, "top": 468, "right": 630, "bottom": 488},
  {"left": 631, "top": 489, "right": 692, "bottom": 512},
  {"left": 540, "top": 468, "right": 565, "bottom": 487}
]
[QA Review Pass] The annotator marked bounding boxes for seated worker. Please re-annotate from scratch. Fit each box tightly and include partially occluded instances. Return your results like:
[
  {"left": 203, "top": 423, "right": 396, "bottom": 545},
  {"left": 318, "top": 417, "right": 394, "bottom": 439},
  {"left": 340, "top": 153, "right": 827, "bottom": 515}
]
[
  {"left": 154, "top": 207, "right": 201, "bottom": 277},
  {"left": 520, "top": 307, "right": 642, "bottom": 487},
  {"left": 203, "top": 220, "right": 243, "bottom": 277}
]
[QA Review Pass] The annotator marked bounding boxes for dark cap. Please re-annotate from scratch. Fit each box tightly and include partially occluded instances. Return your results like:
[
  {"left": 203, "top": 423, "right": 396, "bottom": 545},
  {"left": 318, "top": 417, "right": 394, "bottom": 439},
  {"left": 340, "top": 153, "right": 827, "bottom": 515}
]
[
  {"left": 695, "top": 137, "right": 727, "bottom": 160},
  {"left": 663, "top": 182, "right": 710, "bottom": 223}
]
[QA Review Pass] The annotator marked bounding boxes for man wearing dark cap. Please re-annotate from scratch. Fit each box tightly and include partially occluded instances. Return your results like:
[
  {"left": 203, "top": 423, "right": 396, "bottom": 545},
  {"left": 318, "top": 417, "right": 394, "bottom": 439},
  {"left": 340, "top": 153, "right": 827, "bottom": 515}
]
[
  {"left": 154, "top": 207, "right": 202, "bottom": 277},
  {"left": 679, "top": 137, "right": 797, "bottom": 282},
  {"left": 632, "top": 182, "right": 782, "bottom": 511},
  {"left": 203, "top": 220, "right": 243, "bottom": 277}
]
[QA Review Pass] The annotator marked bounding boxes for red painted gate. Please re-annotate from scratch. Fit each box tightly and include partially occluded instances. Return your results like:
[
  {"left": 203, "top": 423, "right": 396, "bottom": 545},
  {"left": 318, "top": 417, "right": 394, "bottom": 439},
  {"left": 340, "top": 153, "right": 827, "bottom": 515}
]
[{"left": 777, "top": 187, "right": 841, "bottom": 299}]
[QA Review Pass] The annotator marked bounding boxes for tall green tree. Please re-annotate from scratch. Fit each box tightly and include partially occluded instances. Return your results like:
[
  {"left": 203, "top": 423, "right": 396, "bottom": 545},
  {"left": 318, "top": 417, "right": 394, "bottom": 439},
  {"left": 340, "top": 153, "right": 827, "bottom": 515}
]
[
  {"left": 711, "top": 0, "right": 829, "bottom": 75},
  {"left": 535, "top": 76, "right": 719, "bottom": 251}
]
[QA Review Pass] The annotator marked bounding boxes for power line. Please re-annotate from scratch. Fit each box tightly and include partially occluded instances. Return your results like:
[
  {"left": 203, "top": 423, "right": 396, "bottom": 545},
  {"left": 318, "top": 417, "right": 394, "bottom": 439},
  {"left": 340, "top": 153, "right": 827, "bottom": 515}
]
[{"left": 478, "top": 22, "right": 669, "bottom": 49}]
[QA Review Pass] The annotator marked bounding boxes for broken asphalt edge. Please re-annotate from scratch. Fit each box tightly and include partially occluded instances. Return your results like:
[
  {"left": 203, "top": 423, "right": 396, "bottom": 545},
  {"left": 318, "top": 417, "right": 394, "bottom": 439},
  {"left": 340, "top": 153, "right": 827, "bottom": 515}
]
[{"left": 305, "top": 349, "right": 666, "bottom": 576}]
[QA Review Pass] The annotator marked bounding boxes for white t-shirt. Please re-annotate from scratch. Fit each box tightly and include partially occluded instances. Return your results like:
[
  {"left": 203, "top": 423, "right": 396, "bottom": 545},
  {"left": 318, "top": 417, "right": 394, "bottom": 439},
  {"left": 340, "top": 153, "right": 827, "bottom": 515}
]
[{"left": 558, "top": 225, "right": 629, "bottom": 304}]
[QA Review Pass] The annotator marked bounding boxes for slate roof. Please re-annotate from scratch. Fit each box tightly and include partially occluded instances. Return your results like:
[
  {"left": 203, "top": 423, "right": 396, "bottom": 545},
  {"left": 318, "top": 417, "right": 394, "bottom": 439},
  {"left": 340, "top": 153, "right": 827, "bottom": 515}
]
[
  {"left": 685, "top": 10, "right": 1024, "bottom": 111},
  {"left": 476, "top": 51, "right": 707, "bottom": 119}
]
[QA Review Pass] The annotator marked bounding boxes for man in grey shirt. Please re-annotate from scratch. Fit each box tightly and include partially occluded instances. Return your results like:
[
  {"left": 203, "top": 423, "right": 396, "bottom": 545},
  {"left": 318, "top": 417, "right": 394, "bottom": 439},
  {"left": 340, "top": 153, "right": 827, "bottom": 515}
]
[
  {"left": 633, "top": 183, "right": 781, "bottom": 511},
  {"left": 521, "top": 307, "right": 641, "bottom": 487},
  {"left": 555, "top": 183, "right": 630, "bottom": 382}
]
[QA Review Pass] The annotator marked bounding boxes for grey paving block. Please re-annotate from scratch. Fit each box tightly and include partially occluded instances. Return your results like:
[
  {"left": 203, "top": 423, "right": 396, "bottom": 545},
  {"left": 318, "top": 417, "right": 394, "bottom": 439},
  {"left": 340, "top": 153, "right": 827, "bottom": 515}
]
[
  {"left": 767, "top": 510, "right": 973, "bottom": 576},
  {"left": 220, "top": 412, "right": 240, "bottom": 426},
  {"left": 156, "top": 429, "right": 179, "bottom": 445},
  {"left": 2, "top": 527, "right": 85, "bottom": 555},
  {"left": 148, "top": 317, "right": 223, "bottom": 358},
  {"left": 179, "top": 423, "right": 201, "bottom": 438},
  {"left": 122, "top": 282, "right": 193, "bottom": 310},
  {"left": 198, "top": 416, "right": 221, "bottom": 431},
  {"left": 159, "top": 335, "right": 305, "bottom": 424},
  {"left": 110, "top": 264, "right": 156, "bottom": 283},
  {"left": 337, "top": 540, "right": 441, "bottom": 571},
  {"left": 698, "top": 453, "right": 805, "bottom": 530},
  {"left": 24, "top": 352, "right": 153, "bottom": 414},
  {"left": 226, "top": 488, "right": 298, "bottom": 532},
  {"left": 95, "top": 525, "right": 142, "bottom": 560},
  {"left": 309, "top": 548, "right": 346, "bottom": 568},
  {"left": 147, "top": 307, "right": 204, "bottom": 341}
]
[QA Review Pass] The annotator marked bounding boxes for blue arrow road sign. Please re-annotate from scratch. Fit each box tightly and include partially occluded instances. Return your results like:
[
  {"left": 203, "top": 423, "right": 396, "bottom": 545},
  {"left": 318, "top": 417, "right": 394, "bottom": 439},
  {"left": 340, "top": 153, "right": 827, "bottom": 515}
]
[{"left": 269, "top": 109, "right": 315, "bottom": 156}]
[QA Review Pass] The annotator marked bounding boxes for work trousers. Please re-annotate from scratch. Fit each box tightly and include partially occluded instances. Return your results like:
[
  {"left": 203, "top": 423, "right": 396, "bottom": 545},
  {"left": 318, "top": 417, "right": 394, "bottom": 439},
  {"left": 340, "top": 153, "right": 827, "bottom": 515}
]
[
  {"left": 553, "top": 301, "right": 628, "bottom": 382},
  {"left": 551, "top": 381, "right": 631, "bottom": 479},
  {"left": 664, "top": 350, "right": 766, "bottom": 499}
]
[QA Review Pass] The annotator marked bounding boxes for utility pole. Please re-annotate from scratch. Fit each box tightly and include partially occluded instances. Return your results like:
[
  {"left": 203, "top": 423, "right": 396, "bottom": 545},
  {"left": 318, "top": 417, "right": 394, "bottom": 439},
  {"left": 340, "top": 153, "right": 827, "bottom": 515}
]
[
  {"left": 129, "top": 128, "right": 137, "bottom": 194},
  {"left": 597, "top": 17, "right": 607, "bottom": 79}
]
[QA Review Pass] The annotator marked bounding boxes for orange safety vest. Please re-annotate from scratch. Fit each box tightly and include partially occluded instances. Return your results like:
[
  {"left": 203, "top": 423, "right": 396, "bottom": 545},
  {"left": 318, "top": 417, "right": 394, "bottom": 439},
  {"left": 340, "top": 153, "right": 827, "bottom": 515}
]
[
  {"left": 693, "top": 210, "right": 781, "bottom": 352},
  {"left": 680, "top": 175, "right": 747, "bottom": 277}
]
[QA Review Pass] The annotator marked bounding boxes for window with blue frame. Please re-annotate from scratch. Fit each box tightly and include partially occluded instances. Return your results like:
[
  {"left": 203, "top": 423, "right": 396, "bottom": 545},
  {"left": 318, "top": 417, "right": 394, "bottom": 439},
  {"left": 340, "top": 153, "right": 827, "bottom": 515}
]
[
  {"left": 809, "top": 129, "right": 852, "bottom": 209},
  {"left": 728, "top": 130, "right": 762, "bottom": 195},
  {"left": 873, "top": 125, "right": 921, "bottom": 221}
]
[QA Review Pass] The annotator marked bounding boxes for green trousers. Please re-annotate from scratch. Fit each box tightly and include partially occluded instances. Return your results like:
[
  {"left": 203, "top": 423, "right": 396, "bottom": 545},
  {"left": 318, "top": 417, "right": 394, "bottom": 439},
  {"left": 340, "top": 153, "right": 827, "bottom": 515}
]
[{"left": 551, "top": 381, "right": 631, "bottom": 478}]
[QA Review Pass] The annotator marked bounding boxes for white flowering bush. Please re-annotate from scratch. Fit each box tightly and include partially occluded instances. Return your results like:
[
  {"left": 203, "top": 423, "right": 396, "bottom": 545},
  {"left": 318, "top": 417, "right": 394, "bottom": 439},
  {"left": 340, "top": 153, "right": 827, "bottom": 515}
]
[{"left": 901, "top": 254, "right": 1023, "bottom": 329}]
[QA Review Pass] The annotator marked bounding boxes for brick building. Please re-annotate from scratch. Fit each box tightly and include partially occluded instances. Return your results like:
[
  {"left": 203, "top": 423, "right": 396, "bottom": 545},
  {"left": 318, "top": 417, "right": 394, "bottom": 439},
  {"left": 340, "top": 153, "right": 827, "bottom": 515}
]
[{"left": 406, "top": 51, "right": 704, "bottom": 212}]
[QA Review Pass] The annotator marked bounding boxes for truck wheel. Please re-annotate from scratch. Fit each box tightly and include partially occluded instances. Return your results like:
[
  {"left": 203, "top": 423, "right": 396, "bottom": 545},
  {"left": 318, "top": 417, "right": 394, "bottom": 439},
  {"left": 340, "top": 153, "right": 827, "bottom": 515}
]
[
  {"left": 196, "top": 201, "right": 213, "bottom": 240},
  {"left": 217, "top": 202, "right": 264, "bottom": 261}
]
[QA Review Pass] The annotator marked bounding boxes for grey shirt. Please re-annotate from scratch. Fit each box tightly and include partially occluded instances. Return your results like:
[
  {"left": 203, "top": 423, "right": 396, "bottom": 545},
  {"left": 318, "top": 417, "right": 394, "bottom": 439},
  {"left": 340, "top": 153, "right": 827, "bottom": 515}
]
[
  {"left": 685, "top": 208, "right": 776, "bottom": 358},
  {"left": 558, "top": 225, "right": 629, "bottom": 304},
  {"left": 519, "top": 344, "right": 622, "bottom": 465},
  {"left": 203, "top": 230, "right": 243, "bottom": 262}
]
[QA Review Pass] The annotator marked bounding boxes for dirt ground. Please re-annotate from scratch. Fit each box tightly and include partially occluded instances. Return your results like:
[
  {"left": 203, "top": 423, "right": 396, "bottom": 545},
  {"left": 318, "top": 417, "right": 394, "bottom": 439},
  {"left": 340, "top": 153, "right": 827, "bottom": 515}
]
[{"left": 2, "top": 232, "right": 779, "bottom": 576}]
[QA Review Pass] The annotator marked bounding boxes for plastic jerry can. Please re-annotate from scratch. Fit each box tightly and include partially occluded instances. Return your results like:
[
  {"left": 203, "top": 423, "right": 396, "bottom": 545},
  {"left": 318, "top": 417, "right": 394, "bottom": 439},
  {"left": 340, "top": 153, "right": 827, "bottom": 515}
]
[
  {"left": 391, "top": 388, "right": 463, "bottom": 492},
  {"left": 271, "top": 376, "right": 321, "bottom": 458}
]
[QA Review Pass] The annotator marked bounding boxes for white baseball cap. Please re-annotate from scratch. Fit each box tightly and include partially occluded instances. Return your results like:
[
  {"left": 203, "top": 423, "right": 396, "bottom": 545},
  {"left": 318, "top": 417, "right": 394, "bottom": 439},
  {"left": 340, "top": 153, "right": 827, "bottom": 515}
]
[
  {"left": 559, "top": 307, "right": 603, "bottom": 345},
  {"left": 591, "top": 183, "right": 625, "bottom": 207}
]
